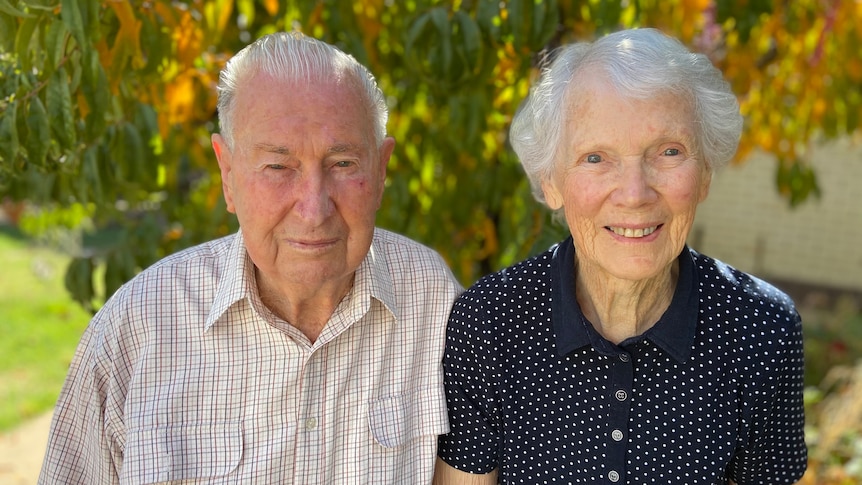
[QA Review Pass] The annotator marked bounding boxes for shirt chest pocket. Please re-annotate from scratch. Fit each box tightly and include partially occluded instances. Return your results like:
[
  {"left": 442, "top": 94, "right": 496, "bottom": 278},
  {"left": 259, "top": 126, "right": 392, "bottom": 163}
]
[
  {"left": 121, "top": 422, "right": 243, "bottom": 485},
  {"left": 367, "top": 386, "right": 449, "bottom": 448}
]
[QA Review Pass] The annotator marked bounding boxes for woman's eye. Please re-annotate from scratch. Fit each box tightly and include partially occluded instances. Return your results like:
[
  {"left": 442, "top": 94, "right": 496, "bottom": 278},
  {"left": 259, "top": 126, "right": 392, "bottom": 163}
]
[
  {"left": 586, "top": 154, "right": 602, "bottom": 164},
  {"left": 663, "top": 148, "right": 681, "bottom": 156}
]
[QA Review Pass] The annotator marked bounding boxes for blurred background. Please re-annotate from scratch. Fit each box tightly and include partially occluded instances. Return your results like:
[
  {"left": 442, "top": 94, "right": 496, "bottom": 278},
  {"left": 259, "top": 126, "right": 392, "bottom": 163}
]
[{"left": 1, "top": 0, "right": 860, "bottom": 483}]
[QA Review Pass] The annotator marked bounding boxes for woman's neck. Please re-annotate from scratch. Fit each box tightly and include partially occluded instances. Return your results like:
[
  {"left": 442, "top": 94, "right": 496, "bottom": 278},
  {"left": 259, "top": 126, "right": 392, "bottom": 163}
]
[{"left": 574, "top": 258, "right": 679, "bottom": 345}]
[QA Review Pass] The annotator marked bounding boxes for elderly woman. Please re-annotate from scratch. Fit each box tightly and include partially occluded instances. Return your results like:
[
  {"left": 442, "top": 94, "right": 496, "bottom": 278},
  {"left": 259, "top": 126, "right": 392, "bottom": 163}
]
[{"left": 434, "top": 28, "right": 807, "bottom": 484}]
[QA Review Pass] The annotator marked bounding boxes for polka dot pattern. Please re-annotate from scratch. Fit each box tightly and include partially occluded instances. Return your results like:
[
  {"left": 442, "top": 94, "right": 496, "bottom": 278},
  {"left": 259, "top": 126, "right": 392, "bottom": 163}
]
[{"left": 438, "top": 238, "right": 807, "bottom": 484}]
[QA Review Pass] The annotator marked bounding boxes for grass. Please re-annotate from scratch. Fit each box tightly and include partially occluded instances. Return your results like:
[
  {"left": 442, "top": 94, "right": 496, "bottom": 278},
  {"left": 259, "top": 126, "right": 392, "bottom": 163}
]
[{"left": 0, "top": 225, "right": 90, "bottom": 432}]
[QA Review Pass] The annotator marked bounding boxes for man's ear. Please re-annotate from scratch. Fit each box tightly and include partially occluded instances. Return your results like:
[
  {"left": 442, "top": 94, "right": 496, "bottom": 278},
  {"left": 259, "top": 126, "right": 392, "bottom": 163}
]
[
  {"left": 375, "top": 136, "right": 395, "bottom": 207},
  {"left": 212, "top": 134, "right": 236, "bottom": 214}
]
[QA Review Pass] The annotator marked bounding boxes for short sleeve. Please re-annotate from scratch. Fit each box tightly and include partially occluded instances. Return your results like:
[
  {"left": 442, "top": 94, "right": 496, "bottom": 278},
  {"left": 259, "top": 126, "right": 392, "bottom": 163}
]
[
  {"left": 436, "top": 288, "right": 501, "bottom": 474},
  {"left": 728, "top": 309, "right": 808, "bottom": 484},
  {"left": 38, "top": 314, "right": 125, "bottom": 484}
]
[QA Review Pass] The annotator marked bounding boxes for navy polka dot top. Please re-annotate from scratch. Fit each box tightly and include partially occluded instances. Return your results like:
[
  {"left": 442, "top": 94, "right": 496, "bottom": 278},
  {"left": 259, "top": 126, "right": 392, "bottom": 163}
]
[{"left": 438, "top": 238, "right": 807, "bottom": 484}]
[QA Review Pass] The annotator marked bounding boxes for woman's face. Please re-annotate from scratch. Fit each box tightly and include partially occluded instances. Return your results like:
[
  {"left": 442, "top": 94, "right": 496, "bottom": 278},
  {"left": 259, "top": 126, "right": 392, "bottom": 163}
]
[{"left": 542, "top": 74, "right": 711, "bottom": 282}]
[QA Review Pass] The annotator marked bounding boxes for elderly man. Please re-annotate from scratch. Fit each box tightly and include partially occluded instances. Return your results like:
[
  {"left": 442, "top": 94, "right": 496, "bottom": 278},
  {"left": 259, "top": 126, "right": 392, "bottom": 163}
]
[{"left": 40, "top": 32, "right": 461, "bottom": 484}]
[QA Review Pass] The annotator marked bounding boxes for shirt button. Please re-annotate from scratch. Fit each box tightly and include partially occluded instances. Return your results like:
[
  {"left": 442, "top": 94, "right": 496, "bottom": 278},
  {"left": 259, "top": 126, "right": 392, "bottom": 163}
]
[
  {"left": 611, "top": 429, "right": 624, "bottom": 441},
  {"left": 619, "top": 353, "right": 630, "bottom": 362},
  {"left": 608, "top": 470, "right": 620, "bottom": 482},
  {"left": 615, "top": 390, "right": 628, "bottom": 401},
  {"left": 305, "top": 418, "right": 318, "bottom": 430}
]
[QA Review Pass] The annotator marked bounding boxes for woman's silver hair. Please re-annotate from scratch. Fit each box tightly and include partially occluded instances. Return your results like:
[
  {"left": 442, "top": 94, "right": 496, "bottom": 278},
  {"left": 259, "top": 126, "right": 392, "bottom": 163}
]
[
  {"left": 216, "top": 31, "right": 388, "bottom": 149},
  {"left": 510, "top": 28, "right": 743, "bottom": 206}
]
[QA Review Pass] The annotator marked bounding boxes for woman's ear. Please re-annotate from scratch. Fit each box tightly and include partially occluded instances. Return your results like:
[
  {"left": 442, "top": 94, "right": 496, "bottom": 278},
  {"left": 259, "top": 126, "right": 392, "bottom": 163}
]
[
  {"left": 698, "top": 166, "right": 712, "bottom": 203},
  {"left": 541, "top": 178, "right": 564, "bottom": 210}
]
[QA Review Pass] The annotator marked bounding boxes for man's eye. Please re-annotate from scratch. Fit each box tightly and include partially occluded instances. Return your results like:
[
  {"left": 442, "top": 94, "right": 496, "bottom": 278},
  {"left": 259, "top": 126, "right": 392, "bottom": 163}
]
[
  {"left": 586, "top": 154, "right": 602, "bottom": 164},
  {"left": 663, "top": 148, "right": 681, "bottom": 156},
  {"left": 266, "top": 164, "right": 286, "bottom": 170},
  {"left": 334, "top": 160, "right": 355, "bottom": 168}
]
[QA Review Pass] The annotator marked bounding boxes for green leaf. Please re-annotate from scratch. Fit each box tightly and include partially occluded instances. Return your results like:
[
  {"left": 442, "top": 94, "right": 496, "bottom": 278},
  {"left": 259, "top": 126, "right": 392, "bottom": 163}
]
[
  {"left": 776, "top": 157, "right": 821, "bottom": 207},
  {"left": 25, "top": 95, "right": 50, "bottom": 166},
  {"left": 64, "top": 256, "right": 94, "bottom": 310},
  {"left": 18, "top": 0, "right": 55, "bottom": 11},
  {"left": 532, "top": 0, "right": 559, "bottom": 49},
  {"left": 591, "top": 0, "right": 624, "bottom": 35},
  {"left": 81, "top": 49, "right": 109, "bottom": 140},
  {"left": 104, "top": 246, "right": 137, "bottom": 299},
  {"left": 122, "top": 122, "right": 146, "bottom": 184},
  {"left": 476, "top": 0, "right": 502, "bottom": 43},
  {"left": 44, "top": 17, "right": 69, "bottom": 71},
  {"left": 46, "top": 68, "right": 76, "bottom": 149},
  {"left": 508, "top": 0, "right": 529, "bottom": 50},
  {"left": 0, "top": 0, "right": 34, "bottom": 18},
  {"left": 60, "top": 0, "right": 85, "bottom": 46},
  {"left": 81, "top": 144, "right": 101, "bottom": 204},
  {"left": 13, "top": 13, "right": 40, "bottom": 74},
  {"left": 83, "top": 0, "right": 100, "bottom": 42},
  {"left": 405, "top": 9, "right": 432, "bottom": 55},
  {"left": 454, "top": 11, "right": 482, "bottom": 76},
  {"left": 429, "top": 7, "right": 453, "bottom": 78},
  {"left": 0, "top": 102, "right": 20, "bottom": 165}
]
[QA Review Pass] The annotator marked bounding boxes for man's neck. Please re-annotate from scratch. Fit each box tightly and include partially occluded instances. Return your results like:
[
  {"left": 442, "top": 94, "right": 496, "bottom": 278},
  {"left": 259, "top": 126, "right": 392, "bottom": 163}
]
[{"left": 256, "top": 269, "right": 355, "bottom": 343}]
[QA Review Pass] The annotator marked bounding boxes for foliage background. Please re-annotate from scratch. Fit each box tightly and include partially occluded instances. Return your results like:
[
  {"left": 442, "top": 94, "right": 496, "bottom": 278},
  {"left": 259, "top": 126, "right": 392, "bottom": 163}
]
[
  {"left": 1, "top": 0, "right": 860, "bottom": 308},
  {"left": 1, "top": 0, "right": 862, "bottom": 481}
]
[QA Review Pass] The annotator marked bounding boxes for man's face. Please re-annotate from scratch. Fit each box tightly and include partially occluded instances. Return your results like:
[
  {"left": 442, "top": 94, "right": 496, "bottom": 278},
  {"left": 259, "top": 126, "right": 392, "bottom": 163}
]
[{"left": 213, "top": 72, "right": 393, "bottom": 298}]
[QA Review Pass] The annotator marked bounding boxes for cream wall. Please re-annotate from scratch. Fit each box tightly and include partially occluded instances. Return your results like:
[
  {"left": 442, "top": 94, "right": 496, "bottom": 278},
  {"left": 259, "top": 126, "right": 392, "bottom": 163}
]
[{"left": 692, "top": 139, "right": 862, "bottom": 292}]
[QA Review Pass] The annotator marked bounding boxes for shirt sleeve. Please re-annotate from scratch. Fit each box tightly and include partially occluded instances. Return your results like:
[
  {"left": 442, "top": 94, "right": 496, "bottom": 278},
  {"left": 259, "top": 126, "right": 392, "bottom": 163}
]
[
  {"left": 436, "top": 288, "right": 502, "bottom": 474},
  {"left": 38, "top": 308, "right": 125, "bottom": 484},
  {"left": 728, "top": 308, "right": 808, "bottom": 484}
]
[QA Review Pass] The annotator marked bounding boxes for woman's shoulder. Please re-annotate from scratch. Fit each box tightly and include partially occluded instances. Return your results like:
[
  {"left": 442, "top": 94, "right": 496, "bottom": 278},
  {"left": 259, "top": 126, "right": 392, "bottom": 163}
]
[
  {"left": 687, "top": 248, "right": 800, "bottom": 329},
  {"left": 464, "top": 244, "right": 558, "bottom": 297}
]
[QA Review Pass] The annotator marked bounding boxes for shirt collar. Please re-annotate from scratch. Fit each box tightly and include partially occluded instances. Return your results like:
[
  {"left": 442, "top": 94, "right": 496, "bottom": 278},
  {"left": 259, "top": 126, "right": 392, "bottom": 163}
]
[
  {"left": 363, "top": 232, "right": 399, "bottom": 321},
  {"left": 551, "top": 237, "right": 699, "bottom": 363},
  {"left": 204, "top": 229, "right": 398, "bottom": 332},
  {"left": 204, "top": 230, "right": 255, "bottom": 332}
]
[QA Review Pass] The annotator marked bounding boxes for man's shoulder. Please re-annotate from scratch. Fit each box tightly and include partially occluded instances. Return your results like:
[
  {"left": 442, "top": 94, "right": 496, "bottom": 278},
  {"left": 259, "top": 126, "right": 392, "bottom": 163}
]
[
  {"left": 104, "top": 233, "right": 238, "bottom": 308},
  {"left": 145, "top": 233, "right": 237, "bottom": 273},
  {"left": 372, "top": 228, "right": 452, "bottom": 274},
  {"left": 94, "top": 234, "right": 238, "bottom": 332},
  {"left": 373, "top": 227, "right": 436, "bottom": 251}
]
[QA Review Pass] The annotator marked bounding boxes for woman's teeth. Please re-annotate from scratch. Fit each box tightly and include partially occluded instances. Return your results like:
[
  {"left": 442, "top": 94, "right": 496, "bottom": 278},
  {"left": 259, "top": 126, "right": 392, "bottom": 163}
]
[{"left": 609, "top": 226, "right": 658, "bottom": 238}]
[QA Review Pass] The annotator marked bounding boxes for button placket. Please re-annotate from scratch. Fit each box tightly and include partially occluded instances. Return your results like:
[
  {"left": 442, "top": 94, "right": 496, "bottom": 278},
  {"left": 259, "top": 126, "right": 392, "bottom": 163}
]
[{"left": 605, "top": 350, "right": 634, "bottom": 484}]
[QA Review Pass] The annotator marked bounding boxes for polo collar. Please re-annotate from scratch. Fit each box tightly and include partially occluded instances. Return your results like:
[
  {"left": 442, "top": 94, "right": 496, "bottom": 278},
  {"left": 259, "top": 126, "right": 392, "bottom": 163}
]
[{"left": 552, "top": 237, "right": 699, "bottom": 363}]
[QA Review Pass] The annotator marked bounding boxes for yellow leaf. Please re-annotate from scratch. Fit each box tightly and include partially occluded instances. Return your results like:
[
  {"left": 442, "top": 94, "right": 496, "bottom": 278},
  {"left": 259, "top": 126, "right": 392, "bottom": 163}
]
[{"left": 262, "top": 0, "right": 279, "bottom": 16}]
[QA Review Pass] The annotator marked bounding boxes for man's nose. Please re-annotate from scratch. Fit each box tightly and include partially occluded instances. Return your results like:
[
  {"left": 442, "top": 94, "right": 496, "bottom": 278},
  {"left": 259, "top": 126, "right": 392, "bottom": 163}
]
[{"left": 294, "top": 172, "right": 334, "bottom": 224}]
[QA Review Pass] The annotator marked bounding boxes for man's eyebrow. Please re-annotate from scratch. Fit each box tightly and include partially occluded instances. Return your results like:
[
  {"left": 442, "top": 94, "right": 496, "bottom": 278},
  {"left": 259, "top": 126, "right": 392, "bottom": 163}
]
[
  {"left": 252, "top": 142, "right": 365, "bottom": 155},
  {"left": 328, "top": 143, "right": 363, "bottom": 154},
  {"left": 254, "top": 143, "right": 291, "bottom": 155}
]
